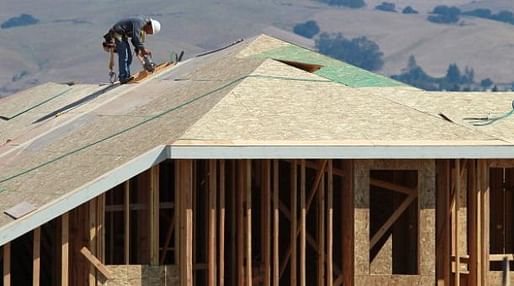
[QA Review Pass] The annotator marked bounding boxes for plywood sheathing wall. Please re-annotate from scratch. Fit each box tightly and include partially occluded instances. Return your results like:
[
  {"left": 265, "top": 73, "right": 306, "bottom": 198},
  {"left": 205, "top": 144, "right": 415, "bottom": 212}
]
[{"left": 354, "top": 160, "right": 435, "bottom": 285}]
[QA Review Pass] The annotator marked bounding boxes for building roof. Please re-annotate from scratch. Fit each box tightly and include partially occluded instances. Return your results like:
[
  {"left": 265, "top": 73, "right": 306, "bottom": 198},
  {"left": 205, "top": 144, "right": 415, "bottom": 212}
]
[{"left": 0, "top": 34, "right": 514, "bottom": 245}]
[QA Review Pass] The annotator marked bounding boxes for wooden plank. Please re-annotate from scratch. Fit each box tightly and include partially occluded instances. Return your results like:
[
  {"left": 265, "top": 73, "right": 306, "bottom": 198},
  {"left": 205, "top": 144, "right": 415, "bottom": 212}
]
[
  {"left": 468, "top": 160, "right": 477, "bottom": 286},
  {"left": 80, "top": 247, "right": 112, "bottom": 280},
  {"left": 62, "top": 213, "right": 69, "bottom": 286},
  {"left": 490, "top": 254, "right": 514, "bottom": 261},
  {"left": 476, "top": 161, "right": 482, "bottom": 286},
  {"left": 124, "top": 180, "right": 130, "bottom": 265},
  {"left": 300, "top": 160, "right": 306, "bottom": 286},
  {"left": 291, "top": 160, "right": 298, "bottom": 286},
  {"left": 4, "top": 201, "right": 36, "bottom": 219},
  {"left": 219, "top": 160, "right": 226, "bottom": 286},
  {"left": 262, "top": 160, "right": 271, "bottom": 286},
  {"left": 341, "top": 160, "right": 353, "bottom": 286},
  {"left": 3, "top": 242, "right": 10, "bottom": 286},
  {"left": 455, "top": 160, "right": 461, "bottom": 286},
  {"left": 273, "top": 159, "right": 279, "bottom": 286},
  {"left": 89, "top": 199, "right": 97, "bottom": 286},
  {"left": 98, "top": 195, "right": 106, "bottom": 262},
  {"left": 436, "top": 160, "right": 450, "bottom": 286},
  {"left": 208, "top": 160, "right": 217, "bottom": 286},
  {"left": 33, "top": 227, "right": 41, "bottom": 286},
  {"left": 369, "top": 193, "right": 417, "bottom": 249},
  {"left": 327, "top": 160, "right": 333, "bottom": 286},
  {"left": 237, "top": 161, "right": 245, "bottom": 286},
  {"left": 179, "top": 160, "right": 194, "bottom": 286},
  {"left": 150, "top": 166, "right": 160, "bottom": 265},
  {"left": 246, "top": 160, "right": 252, "bottom": 286},
  {"left": 317, "top": 174, "right": 325, "bottom": 286},
  {"left": 481, "top": 160, "right": 490, "bottom": 286},
  {"left": 369, "top": 178, "right": 416, "bottom": 195}
]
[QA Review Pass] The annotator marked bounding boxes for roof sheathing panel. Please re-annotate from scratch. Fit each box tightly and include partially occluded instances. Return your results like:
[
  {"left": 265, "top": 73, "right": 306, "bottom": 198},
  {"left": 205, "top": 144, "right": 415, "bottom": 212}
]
[
  {"left": 0, "top": 82, "right": 72, "bottom": 119},
  {"left": 179, "top": 60, "right": 493, "bottom": 144},
  {"left": 244, "top": 40, "right": 404, "bottom": 88}
]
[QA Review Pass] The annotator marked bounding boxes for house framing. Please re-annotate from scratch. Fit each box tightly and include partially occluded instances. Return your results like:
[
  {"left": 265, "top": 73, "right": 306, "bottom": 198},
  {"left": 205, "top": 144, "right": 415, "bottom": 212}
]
[{"left": 1, "top": 35, "right": 514, "bottom": 285}]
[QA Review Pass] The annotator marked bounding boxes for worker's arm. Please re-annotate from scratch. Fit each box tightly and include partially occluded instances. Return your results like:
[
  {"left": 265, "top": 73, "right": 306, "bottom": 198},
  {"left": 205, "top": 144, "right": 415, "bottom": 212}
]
[{"left": 130, "top": 20, "right": 147, "bottom": 55}]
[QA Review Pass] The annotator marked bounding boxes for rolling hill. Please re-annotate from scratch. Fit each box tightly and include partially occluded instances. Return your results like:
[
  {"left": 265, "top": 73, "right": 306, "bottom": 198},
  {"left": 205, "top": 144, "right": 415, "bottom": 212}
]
[{"left": 1, "top": 0, "right": 514, "bottom": 96}]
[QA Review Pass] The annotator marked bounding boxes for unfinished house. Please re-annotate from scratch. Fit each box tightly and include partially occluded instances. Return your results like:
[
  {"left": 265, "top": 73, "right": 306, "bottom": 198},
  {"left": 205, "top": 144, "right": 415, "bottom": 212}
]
[{"left": 1, "top": 34, "right": 514, "bottom": 286}]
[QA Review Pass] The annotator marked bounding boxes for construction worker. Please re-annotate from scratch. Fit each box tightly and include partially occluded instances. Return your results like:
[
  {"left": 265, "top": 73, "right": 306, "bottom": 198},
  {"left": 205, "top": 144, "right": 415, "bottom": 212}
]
[{"left": 103, "top": 17, "right": 161, "bottom": 83}]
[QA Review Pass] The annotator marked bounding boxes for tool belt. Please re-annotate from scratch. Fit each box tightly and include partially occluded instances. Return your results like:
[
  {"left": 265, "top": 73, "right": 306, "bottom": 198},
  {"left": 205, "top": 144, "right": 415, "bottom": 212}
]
[{"left": 102, "top": 30, "right": 126, "bottom": 52}]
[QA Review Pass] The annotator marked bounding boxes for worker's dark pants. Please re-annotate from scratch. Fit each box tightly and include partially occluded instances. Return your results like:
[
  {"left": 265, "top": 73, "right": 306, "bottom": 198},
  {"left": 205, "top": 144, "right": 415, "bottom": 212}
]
[{"left": 116, "top": 39, "right": 132, "bottom": 80}]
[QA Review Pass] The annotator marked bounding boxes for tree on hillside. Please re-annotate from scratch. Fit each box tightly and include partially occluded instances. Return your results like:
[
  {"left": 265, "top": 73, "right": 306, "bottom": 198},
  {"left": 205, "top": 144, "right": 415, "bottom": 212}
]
[
  {"left": 427, "top": 5, "right": 461, "bottom": 24},
  {"left": 491, "top": 10, "right": 514, "bottom": 24},
  {"left": 480, "top": 78, "right": 493, "bottom": 88},
  {"left": 375, "top": 2, "right": 396, "bottom": 13},
  {"left": 315, "top": 33, "right": 384, "bottom": 71},
  {"left": 319, "top": 0, "right": 366, "bottom": 9},
  {"left": 1, "top": 14, "right": 39, "bottom": 29},
  {"left": 402, "top": 6, "right": 418, "bottom": 14},
  {"left": 293, "top": 20, "right": 320, "bottom": 39},
  {"left": 462, "top": 8, "right": 492, "bottom": 19}
]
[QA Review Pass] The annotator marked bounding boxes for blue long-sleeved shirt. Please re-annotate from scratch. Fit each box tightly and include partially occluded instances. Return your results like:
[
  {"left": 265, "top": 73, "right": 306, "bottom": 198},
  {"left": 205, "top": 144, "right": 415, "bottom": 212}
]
[{"left": 105, "top": 17, "right": 146, "bottom": 52}]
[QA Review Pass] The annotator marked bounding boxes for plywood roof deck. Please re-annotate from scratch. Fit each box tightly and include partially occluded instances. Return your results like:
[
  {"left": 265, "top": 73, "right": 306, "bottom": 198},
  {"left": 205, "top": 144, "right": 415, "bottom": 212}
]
[{"left": 0, "top": 34, "right": 514, "bottom": 246}]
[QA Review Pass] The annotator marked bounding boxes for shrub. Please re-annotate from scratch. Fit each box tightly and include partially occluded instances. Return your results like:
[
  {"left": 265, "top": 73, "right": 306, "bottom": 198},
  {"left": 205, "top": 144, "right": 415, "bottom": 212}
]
[
  {"left": 375, "top": 2, "right": 396, "bottom": 12},
  {"left": 427, "top": 5, "right": 461, "bottom": 24},
  {"left": 315, "top": 33, "right": 384, "bottom": 71},
  {"left": 402, "top": 6, "right": 418, "bottom": 14},
  {"left": 319, "top": 0, "right": 366, "bottom": 9},
  {"left": 293, "top": 20, "right": 320, "bottom": 39},
  {"left": 1, "top": 13, "right": 39, "bottom": 29}
]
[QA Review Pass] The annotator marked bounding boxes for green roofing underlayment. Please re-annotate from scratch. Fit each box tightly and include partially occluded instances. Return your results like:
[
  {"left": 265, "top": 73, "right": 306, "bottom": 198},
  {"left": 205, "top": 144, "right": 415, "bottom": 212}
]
[{"left": 255, "top": 45, "right": 405, "bottom": 88}]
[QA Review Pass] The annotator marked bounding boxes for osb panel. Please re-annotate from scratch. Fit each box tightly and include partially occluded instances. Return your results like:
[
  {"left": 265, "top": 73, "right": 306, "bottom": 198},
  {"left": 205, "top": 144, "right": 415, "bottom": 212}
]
[
  {"left": 488, "top": 271, "right": 514, "bottom": 285},
  {"left": 101, "top": 265, "right": 178, "bottom": 286},
  {"left": 355, "top": 275, "right": 434, "bottom": 286},
  {"left": 377, "top": 90, "right": 514, "bottom": 143},
  {"left": 370, "top": 234, "right": 392, "bottom": 275},
  {"left": 180, "top": 74, "right": 494, "bottom": 142},
  {"left": 237, "top": 34, "right": 290, "bottom": 58},
  {"left": 354, "top": 160, "right": 435, "bottom": 278},
  {"left": 0, "top": 82, "right": 69, "bottom": 117}
]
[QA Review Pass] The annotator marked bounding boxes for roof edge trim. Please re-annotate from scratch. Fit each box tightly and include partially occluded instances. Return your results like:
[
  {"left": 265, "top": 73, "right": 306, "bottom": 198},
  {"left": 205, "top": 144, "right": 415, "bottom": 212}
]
[
  {"left": 0, "top": 145, "right": 167, "bottom": 247},
  {"left": 168, "top": 144, "right": 514, "bottom": 159}
]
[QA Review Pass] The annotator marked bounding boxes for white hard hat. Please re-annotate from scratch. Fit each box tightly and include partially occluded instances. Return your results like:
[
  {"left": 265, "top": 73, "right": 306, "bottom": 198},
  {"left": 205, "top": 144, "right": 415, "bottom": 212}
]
[{"left": 150, "top": 19, "right": 161, "bottom": 35}]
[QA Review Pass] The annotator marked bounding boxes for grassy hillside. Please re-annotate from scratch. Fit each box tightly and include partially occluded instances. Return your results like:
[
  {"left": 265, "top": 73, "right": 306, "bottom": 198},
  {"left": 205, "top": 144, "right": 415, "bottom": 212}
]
[{"left": 1, "top": 0, "right": 514, "bottom": 96}]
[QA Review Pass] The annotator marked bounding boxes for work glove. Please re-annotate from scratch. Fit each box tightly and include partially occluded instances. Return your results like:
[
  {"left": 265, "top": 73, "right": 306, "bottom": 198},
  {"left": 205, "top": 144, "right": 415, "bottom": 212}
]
[{"left": 138, "top": 48, "right": 152, "bottom": 57}]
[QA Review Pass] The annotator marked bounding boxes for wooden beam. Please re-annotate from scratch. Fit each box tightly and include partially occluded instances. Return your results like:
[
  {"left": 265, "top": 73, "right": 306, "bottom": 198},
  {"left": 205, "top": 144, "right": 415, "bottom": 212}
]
[
  {"left": 468, "top": 160, "right": 477, "bottom": 286},
  {"left": 300, "top": 160, "right": 306, "bottom": 286},
  {"left": 481, "top": 160, "right": 490, "bottom": 286},
  {"left": 455, "top": 160, "right": 461, "bottom": 286},
  {"left": 150, "top": 166, "right": 160, "bottom": 265},
  {"left": 370, "top": 178, "right": 416, "bottom": 195},
  {"left": 61, "top": 213, "right": 69, "bottom": 286},
  {"left": 209, "top": 160, "right": 218, "bottom": 286},
  {"left": 33, "top": 227, "right": 41, "bottom": 286},
  {"left": 246, "top": 160, "right": 252, "bottom": 286},
  {"left": 80, "top": 247, "right": 112, "bottom": 280},
  {"left": 262, "top": 160, "right": 271, "bottom": 286},
  {"left": 291, "top": 160, "right": 298, "bottom": 286},
  {"left": 179, "top": 160, "right": 194, "bottom": 286},
  {"left": 273, "top": 160, "right": 279, "bottom": 286},
  {"left": 341, "top": 160, "right": 353, "bottom": 286},
  {"left": 317, "top": 174, "right": 325, "bottom": 286},
  {"left": 124, "top": 180, "right": 130, "bottom": 265},
  {"left": 219, "top": 160, "right": 226, "bottom": 286},
  {"left": 436, "top": 160, "right": 450, "bottom": 286},
  {"left": 89, "top": 199, "right": 97, "bottom": 286},
  {"left": 3, "top": 242, "right": 10, "bottom": 286},
  {"left": 237, "top": 161, "right": 244, "bottom": 286},
  {"left": 369, "top": 193, "right": 417, "bottom": 249},
  {"left": 327, "top": 160, "right": 333, "bottom": 286}
]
